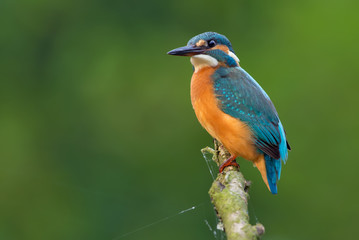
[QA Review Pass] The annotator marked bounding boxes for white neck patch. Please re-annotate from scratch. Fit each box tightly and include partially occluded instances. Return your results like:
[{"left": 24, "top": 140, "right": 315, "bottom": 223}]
[
  {"left": 190, "top": 54, "right": 218, "bottom": 72},
  {"left": 228, "top": 51, "right": 240, "bottom": 63}
]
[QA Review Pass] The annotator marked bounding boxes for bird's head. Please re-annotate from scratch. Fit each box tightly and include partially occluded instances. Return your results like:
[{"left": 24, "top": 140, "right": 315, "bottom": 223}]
[{"left": 167, "top": 32, "right": 240, "bottom": 71}]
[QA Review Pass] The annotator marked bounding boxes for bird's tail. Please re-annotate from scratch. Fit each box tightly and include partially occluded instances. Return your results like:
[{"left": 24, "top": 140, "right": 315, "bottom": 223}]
[
  {"left": 254, "top": 154, "right": 281, "bottom": 194},
  {"left": 255, "top": 121, "right": 289, "bottom": 194}
]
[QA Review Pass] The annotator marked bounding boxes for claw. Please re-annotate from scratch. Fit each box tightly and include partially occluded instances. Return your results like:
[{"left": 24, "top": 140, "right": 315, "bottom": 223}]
[{"left": 219, "top": 155, "right": 239, "bottom": 172}]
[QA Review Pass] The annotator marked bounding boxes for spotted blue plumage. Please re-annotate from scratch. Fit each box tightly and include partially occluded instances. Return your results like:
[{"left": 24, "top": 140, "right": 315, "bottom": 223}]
[{"left": 212, "top": 66, "right": 290, "bottom": 194}]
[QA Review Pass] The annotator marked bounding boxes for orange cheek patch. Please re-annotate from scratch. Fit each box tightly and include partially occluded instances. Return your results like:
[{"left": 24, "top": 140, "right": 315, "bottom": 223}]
[{"left": 212, "top": 45, "right": 229, "bottom": 53}]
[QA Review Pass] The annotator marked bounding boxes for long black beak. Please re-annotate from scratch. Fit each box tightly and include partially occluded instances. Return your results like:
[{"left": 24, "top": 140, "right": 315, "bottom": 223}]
[{"left": 167, "top": 45, "right": 205, "bottom": 56}]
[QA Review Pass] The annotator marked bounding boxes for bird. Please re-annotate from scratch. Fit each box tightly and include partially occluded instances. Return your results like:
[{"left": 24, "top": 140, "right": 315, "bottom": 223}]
[{"left": 167, "top": 32, "right": 290, "bottom": 194}]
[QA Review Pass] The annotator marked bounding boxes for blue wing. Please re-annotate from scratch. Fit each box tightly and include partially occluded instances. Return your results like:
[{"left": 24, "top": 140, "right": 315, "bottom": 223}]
[{"left": 212, "top": 66, "right": 289, "bottom": 162}]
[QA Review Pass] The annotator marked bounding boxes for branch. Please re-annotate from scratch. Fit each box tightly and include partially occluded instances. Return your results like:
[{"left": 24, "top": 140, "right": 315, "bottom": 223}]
[{"left": 201, "top": 140, "right": 265, "bottom": 240}]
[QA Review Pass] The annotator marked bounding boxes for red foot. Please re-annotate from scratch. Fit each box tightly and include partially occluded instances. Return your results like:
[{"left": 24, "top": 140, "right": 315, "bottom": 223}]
[{"left": 219, "top": 155, "right": 239, "bottom": 173}]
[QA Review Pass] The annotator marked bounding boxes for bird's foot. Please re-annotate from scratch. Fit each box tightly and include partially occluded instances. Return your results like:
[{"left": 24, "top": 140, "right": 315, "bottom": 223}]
[{"left": 219, "top": 155, "right": 239, "bottom": 173}]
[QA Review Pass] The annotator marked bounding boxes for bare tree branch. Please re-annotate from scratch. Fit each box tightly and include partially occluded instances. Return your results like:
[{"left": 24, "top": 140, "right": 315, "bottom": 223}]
[{"left": 201, "top": 140, "right": 265, "bottom": 240}]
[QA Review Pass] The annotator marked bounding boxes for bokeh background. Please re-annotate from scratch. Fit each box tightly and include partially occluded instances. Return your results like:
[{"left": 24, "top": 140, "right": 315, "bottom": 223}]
[{"left": 1, "top": 0, "right": 358, "bottom": 239}]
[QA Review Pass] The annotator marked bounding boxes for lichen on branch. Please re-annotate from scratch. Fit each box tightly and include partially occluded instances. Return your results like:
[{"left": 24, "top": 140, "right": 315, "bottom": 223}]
[{"left": 201, "top": 140, "right": 265, "bottom": 240}]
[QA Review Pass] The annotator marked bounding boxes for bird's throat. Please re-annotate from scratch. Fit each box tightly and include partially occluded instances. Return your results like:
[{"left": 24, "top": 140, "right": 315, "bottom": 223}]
[{"left": 190, "top": 54, "right": 218, "bottom": 72}]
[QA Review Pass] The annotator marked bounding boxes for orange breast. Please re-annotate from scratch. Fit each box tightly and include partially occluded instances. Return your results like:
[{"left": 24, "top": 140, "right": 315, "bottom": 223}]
[{"left": 191, "top": 67, "right": 259, "bottom": 161}]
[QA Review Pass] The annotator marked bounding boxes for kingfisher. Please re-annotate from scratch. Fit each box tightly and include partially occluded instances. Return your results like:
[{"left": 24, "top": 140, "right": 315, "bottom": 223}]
[{"left": 167, "top": 32, "right": 290, "bottom": 194}]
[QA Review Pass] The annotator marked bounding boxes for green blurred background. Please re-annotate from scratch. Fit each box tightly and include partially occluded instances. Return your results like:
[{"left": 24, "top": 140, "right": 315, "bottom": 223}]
[{"left": 1, "top": 0, "right": 358, "bottom": 239}]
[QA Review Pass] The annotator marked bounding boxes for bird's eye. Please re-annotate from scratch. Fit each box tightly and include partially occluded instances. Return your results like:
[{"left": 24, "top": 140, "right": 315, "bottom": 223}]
[{"left": 208, "top": 40, "right": 216, "bottom": 48}]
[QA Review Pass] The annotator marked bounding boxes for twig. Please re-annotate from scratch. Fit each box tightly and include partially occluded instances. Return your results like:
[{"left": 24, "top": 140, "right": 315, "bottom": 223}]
[{"left": 201, "top": 140, "right": 265, "bottom": 240}]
